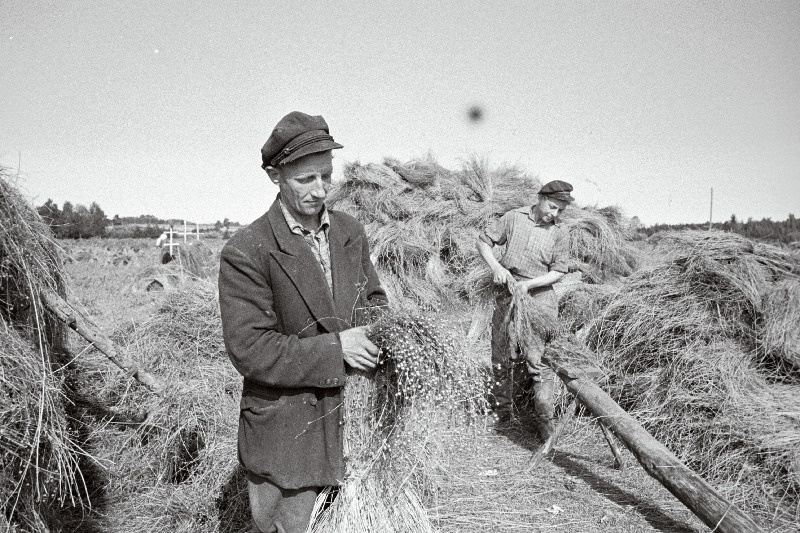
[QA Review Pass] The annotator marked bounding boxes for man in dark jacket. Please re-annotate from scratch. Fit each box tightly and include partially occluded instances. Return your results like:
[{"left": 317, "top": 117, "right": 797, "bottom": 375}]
[{"left": 219, "top": 111, "right": 387, "bottom": 533}]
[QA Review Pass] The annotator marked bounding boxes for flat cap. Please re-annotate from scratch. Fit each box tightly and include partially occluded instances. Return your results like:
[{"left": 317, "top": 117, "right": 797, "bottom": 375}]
[
  {"left": 261, "top": 111, "right": 343, "bottom": 169},
  {"left": 539, "top": 180, "right": 575, "bottom": 202}
]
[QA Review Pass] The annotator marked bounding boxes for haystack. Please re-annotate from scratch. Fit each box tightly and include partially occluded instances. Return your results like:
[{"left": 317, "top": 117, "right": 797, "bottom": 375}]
[
  {"left": 329, "top": 156, "right": 640, "bottom": 312},
  {"left": 760, "top": 279, "right": 800, "bottom": 374},
  {"left": 559, "top": 205, "right": 641, "bottom": 283},
  {"left": 72, "top": 279, "right": 245, "bottom": 532},
  {"left": 328, "top": 157, "right": 542, "bottom": 310},
  {"left": 125, "top": 241, "right": 213, "bottom": 293},
  {"left": 0, "top": 171, "right": 83, "bottom": 531},
  {"left": 582, "top": 229, "right": 800, "bottom": 521}
]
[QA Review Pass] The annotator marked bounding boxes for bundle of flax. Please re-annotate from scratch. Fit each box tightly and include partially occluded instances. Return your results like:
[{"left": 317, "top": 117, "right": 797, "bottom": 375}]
[
  {"left": 503, "top": 285, "right": 561, "bottom": 357},
  {"left": 310, "top": 312, "right": 487, "bottom": 532}
]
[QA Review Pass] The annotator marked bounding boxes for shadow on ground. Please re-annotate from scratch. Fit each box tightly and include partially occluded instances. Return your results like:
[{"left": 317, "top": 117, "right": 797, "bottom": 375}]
[{"left": 495, "top": 419, "right": 700, "bottom": 533}]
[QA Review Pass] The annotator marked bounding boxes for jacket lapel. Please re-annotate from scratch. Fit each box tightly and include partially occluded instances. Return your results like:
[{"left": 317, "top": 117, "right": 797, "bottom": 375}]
[
  {"left": 267, "top": 202, "right": 341, "bottom": 332},
  {"left": 329, "top": 213, "right": 364, "bottom": 326}
]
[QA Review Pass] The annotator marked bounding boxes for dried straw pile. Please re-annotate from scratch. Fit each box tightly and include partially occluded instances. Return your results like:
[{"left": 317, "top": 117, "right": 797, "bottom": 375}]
[
  {"left": 124, "top": 241, "right": 214, "bottom": 293},
  {"left": 328, "top": 157, "right": 639, "bottom": 311},
  {"left": 0, "top": 172, "right": 83, "bottom": 531},
  {"left": 581, "top": 230, "right": 800, "bottom": 519},
  {"left": 73, "top": 280, "right": 246, "bottom": 532},
  {"left": 559, "top": 205, "right": 641, "bottom": 284},
  {"left": 328, "top": 157, "right": 539, "bottom": 309}
]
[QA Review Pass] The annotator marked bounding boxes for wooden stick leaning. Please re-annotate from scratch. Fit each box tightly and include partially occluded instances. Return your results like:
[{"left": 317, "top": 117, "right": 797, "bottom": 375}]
[
  {"left": 40, "top": 287, "right": 164, "bottom": 395},
  {"left": 597, "top": 420, "right": 625, "bottom": 470},
  {"left": 545, "top": 353, "right": 764, "bottom": 533}
]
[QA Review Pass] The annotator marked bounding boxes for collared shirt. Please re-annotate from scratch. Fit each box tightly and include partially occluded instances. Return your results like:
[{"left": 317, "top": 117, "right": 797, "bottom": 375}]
[
  {"left": 483, "top": 203, "right": 569, "bottom": 280},
  {"left": 279, "top": 200, "right": 333, "bottom": 293}
]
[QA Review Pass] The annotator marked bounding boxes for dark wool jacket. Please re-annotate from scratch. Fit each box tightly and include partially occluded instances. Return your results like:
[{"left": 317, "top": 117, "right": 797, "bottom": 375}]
[{"left": 218, "top": 198, "right": 386, "bottom": 489}]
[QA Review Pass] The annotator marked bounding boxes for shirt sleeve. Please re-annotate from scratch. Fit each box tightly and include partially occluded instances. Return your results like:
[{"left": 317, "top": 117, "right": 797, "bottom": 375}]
[
  {"left": 483, "top": 212, "right": 510, "bottom": 246},
  {"left": 550, "top": 226, "right": 570, "bottom": 273}
]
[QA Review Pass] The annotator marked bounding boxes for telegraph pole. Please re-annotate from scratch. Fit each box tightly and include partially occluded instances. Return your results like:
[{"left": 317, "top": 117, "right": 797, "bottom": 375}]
[{"left": 708, "top": 187, "right": 714, "bottom": 230}]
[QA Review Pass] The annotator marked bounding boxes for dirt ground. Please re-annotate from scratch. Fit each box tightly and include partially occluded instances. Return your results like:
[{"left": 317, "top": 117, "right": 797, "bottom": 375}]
[{"left": 60, "top": 237, "right": 790, "bottom": 532}]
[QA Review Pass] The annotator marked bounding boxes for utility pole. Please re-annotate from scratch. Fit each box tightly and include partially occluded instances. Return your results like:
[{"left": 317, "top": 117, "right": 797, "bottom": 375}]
[{"left": 708, "top": 187, "right": 714, "bottom": 230}]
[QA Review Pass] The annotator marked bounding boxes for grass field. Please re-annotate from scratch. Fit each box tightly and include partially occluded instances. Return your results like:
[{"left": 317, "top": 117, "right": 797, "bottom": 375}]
[
  {"left": 5, "top": 152, "right": 799, "bottom": 531},
  {"left": 54, "top": 236, "right": 787, "bottom": 533}
]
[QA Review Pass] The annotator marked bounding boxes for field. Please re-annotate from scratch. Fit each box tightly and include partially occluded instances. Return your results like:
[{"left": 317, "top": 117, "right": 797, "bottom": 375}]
[
  {"left": 3, "top": 162, "right": 799, "bottom": 532},
  {"left": 57, "top": 237, "right": 710, "bottom": 533}
]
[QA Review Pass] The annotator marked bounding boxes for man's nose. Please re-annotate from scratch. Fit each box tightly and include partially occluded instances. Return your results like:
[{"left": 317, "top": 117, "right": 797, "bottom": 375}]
[{"left": 310, "top": 176, "right": 327, "bottom": 197}]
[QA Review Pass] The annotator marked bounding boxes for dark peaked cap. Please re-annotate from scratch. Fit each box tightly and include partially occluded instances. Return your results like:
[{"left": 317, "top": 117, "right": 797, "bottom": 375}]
[
  {"left": 539, "top": 180, "right": 575, "bottom": 202},
  {"left": 261, "top": 111, "right": 343, "bottom": 169}
]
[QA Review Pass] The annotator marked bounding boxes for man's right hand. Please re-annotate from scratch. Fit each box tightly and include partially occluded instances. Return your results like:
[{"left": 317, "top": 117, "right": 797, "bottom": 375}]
[
  {"left": 492, "top": 266, "right": 516, "bottom": 287},
  {"left": 339, "top": 326, "right": 379, "bottom": 371}
]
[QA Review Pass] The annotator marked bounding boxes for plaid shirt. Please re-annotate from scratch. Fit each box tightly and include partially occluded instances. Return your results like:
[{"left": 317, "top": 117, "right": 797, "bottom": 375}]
[
  {"left": 279, "top": 200, "right": 333, "bottom": 294},
  {"left": 483, "top": 204, "right": 569, "bottom": 280}
]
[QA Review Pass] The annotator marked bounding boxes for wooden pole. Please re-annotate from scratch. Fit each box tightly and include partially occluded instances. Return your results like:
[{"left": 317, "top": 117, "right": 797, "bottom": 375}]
[
  {"left": 598, "top": 420, "right": 625, "bottom": 470},
  {"left": 41, "top": 287, "right": 163, "bottom": 395},
  {"left": 709, "top": 187, "right": 714, "bottom": 230},
  {"left": 557, "top": 374, "right": 764, "bottom": 532}
]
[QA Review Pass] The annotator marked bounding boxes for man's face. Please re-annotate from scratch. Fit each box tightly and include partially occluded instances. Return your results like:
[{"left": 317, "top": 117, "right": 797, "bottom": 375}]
[
  {"left": 269, "top": 151, "right": 333, "bottom": 222},
  {"left": 535, "top": 196, "right": 569, "bottom": 224}
]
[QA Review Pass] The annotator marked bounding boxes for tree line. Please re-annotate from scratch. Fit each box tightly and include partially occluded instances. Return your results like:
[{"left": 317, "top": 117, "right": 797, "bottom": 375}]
[
  {"left": 640, "top": 214, "right": 800, "bottom": 246},
  {"left": 36, "top": 199, "right": 241, "bottom": 239},
  {"left": 37, "top": 199, "right": 108, "bottom": 239}
]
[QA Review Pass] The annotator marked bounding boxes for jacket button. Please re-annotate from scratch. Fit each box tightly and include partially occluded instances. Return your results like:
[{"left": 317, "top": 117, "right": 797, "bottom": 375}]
[
  {"left": 325, "top": 378, "right": 332, "bottom": 385},
  {"left": 309, "top": 397, "right": 318, "bottom": 406},
  {"left": 333, "top": 378, "right": 339, "bottom": 385}
]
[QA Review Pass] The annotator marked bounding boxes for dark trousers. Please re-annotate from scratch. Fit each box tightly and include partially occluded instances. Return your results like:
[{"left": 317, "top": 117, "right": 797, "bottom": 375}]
[
  {"left": 490, "top": 289, "right": 556, "bottom": 427},
  {"left": 247, "top": 471, "right": 320, "bottom": 533}
]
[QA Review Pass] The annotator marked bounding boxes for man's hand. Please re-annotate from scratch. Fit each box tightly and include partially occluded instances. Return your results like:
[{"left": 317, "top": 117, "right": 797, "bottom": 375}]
[
  {"left": 340, "top": 326, "right": 379, "bottom": 371},
  {"left": 492, "top": 266, "right": 516, "bottom": 287}
]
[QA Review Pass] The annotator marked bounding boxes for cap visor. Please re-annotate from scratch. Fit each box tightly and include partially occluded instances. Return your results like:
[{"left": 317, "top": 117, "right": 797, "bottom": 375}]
[
  {"left": 280, "top": 140, "right": 344, "bottom": 164},
  {"left": 545, "top": 192, "right": 575, "bottom": 202}
]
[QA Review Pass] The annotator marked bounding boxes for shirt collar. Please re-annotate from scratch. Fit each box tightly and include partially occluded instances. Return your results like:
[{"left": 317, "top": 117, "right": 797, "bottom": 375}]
[
  {"left": 279, "top": 199, "right": 330, "bottom": 235},
  {"left": 529, "top": 203, "right": 561, "bottom": 227}
]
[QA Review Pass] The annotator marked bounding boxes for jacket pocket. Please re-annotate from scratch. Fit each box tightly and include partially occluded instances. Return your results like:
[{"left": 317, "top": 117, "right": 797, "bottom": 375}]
[{"left": 240, "top": 394, "right": 284, "bottom": 416}]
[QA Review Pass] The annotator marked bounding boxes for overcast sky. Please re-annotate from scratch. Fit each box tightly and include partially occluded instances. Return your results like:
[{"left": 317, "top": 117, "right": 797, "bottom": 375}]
[{"left": 1, "top": 1, "right": 798, "bottom": 225}]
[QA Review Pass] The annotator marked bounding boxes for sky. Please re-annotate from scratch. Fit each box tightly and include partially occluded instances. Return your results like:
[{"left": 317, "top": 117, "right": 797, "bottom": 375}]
[{"left": 1, "top": 0, "right": 798, "bottom": 226}]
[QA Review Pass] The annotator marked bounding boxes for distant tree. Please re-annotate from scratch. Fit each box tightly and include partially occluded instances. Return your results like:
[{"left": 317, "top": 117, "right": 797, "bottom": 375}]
[
  {"left": 640, "top": 214, "right": 800, "bottom": 245},
  {"left": 223, "top": 217, "right": 230, "bottom": 228},
  {"left": 88, "top": 202, "right": 108, "bottom": 237},
  {"left": 214, "top": 220, "right": 223, "bottom": 230},
  {"left": 36, "top": 199, "right": 109, "bottom": 238},
  {"left": 37, "top": 199, "right": 61, "bottom": 227}
]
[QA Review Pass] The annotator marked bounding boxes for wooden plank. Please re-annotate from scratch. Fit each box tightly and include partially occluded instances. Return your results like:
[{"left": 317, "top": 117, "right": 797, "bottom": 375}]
[
  {"left": 557, "top": 374, "right": 764, "bottom": 533},
  {"left": 41, "top": 287, "right": 163, "bottom": 395}
]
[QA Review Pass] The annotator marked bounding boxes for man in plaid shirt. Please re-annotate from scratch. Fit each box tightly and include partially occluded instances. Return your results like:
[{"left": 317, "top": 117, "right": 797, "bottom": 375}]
[{"left": 476, "top": 180, "right": 575, "bottom": 439}]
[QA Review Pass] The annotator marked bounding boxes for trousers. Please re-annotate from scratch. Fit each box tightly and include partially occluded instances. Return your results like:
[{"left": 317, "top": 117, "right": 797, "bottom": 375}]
[
  {"left": 490, "top": 287, "right": 557, "bottom": 428},
  {"left": 247, "top": 471, "right": 320, "bottom": 533}
]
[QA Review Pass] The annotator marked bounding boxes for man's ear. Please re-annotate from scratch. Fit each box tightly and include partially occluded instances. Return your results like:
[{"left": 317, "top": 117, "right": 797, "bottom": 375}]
[{"left": 265, "top": 166, "right": 280, "bottom": 185}]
